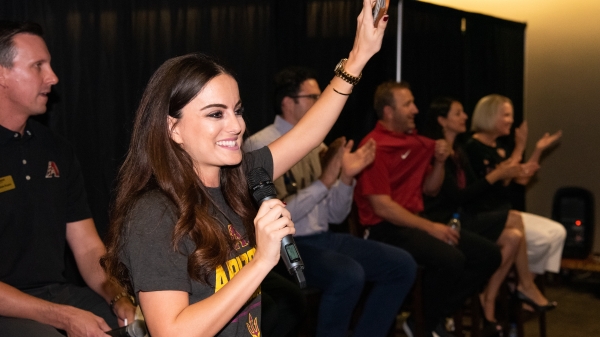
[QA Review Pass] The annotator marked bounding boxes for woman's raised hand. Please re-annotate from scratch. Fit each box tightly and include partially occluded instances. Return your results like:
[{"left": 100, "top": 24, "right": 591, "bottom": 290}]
[
  {"left": 536, "top": 130, "right": 562, "bottom": 151},
  {"left": 345, "top": 0, "right": 390, "bottom": 75},
  {"left": 252, "top": 199, "right": 294, "bottom": 268}
]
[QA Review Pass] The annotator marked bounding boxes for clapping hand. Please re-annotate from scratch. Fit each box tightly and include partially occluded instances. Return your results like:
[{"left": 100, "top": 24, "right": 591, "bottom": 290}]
[
  {"left": 433, "top": 139, "right": 451, "bottom": 163},
  {"left": 341, "top": 138, "right": 376, "bottom": 181},
  {"left": 319, "top": 137, "right": 346, "bottom": 188},
  {"left": 515, "top": 121, "right": 528, "bottom": 149},
  {"left": 495, "top": 159, "right": 522, "bottom": 180},
  {"left": 535, "top": 130, "right": 562, "bottom": 151},
  {"left": 519, "top": 161, "right": 540, "bottom": 178}
]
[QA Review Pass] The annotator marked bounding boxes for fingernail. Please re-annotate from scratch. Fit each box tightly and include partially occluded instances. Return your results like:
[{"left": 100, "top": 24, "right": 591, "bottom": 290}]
[
  {"left": 283, "top": 201, "right": 287, "bottom": 206},
  {"left": 383, "top": 15, "right": 389, "bottom": 22}
]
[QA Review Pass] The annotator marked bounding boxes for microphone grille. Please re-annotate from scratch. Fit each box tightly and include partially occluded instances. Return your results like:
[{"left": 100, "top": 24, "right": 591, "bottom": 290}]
[{"left": 247, "top": 167, "right": 277, "bottom": 203}]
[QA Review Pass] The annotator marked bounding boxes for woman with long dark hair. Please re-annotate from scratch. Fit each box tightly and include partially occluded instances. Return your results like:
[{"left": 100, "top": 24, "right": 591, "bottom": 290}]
[
  {"left": 422, "top": 97, "right": 557, "bottom": 336},
  {"left": 101, "top": 2, "right": 389, "bottom": 336}
]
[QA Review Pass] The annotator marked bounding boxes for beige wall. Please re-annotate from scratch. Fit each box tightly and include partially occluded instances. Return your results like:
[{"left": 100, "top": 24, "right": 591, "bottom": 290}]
[{"left": 419, "top": 0, "right": 600, "bottom": 253}]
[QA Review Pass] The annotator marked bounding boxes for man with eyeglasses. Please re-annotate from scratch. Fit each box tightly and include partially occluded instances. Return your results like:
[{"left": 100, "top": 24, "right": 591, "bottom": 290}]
[{"left": 244, "top": 66, "right": 417, "bottom": 337}]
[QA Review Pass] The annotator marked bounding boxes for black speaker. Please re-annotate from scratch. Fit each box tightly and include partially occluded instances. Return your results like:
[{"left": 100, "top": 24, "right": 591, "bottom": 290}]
[{"left": 552, "top": 187, "right": 594, "bottom": 259}]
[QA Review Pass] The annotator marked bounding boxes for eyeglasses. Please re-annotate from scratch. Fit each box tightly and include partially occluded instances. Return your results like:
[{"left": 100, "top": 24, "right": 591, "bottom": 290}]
[{"left": 291, "top": 94, "right": 320, "bottom": 101}]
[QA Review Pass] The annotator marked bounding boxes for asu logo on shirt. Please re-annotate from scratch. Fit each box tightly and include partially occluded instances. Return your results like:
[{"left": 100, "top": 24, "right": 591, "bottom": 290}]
[
  {"left": 229, "top": 224, "right": 249, "bottom": 250},
  {"left": 246, "top": 313, "right": 260, "bottom": 337},
  {"left": 214, "top": 223, "right": 261, "bottom": 336}
]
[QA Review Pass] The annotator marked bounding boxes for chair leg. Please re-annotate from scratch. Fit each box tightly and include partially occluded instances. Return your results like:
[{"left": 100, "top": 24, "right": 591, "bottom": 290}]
[
  {"left": 470, "top": 294, "right": 482, "bottom": 337},
  {"left": 516, "top": 306, "right": 525, "bottom": 337},
  {"left": 535, "top": 274, "right": 547, "bottom": 337},
  {"left": 453, "top": 309, "right": 464, "bottom": 337},
  {"left": 413, "top": 268, "right": 426, "bottom": 337},
  {"left": 538, "top": 312, "right": 547, "bottom": 337},
  {"left": 449, "top": 293, "right": 483, "bottom": 337}
]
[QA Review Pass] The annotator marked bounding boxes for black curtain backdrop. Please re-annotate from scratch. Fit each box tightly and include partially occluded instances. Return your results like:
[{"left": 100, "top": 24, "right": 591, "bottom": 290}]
[
  {"left": 1, "top": 0, "right": 524, "bottom": 248},
  {"left": 1, "top": 1, "right": 400, "bottom": 242},
  {"left": 400, "top": 1, "right": 526, "bottom": 211},
  {"left": 401, "top": 0, "right": 525, "bottom": 132}
]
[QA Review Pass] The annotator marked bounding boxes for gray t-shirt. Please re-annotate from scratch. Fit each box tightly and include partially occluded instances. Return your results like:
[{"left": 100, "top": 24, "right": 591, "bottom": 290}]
[{"left": 121, "top": 147, "right": 272, "bottom": 337}]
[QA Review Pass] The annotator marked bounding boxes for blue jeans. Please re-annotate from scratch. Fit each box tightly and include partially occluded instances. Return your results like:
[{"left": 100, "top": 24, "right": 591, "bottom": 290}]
[
  {"left": 262, "top": 271, "right": 307, "bottom": 337},
  {"left": 295, "top": 232, "right": 417, "bottom": 337}
]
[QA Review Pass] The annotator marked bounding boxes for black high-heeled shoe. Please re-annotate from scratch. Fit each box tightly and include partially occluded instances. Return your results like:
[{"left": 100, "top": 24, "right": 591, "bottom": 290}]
[
  {"left": 482, "top": 319, "right": 504, "bottom": 337},
  {"left": 516, "top": 290, "right": 558, "bottom": 312},
  {"left": 479, "top": 296, "right": 505, "bottom": 337}
]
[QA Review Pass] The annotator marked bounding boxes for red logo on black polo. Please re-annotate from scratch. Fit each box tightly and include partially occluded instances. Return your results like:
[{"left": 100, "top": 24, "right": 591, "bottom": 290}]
[{"left": 45, "top": 161, "right": 60, "bottom": 178}]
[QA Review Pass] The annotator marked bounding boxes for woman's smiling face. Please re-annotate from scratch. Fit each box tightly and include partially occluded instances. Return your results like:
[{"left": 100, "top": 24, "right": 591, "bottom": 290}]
[
  {"left": 169, "top": 74, "right": 245, "bottom": 186},
  {"left": 439, "top": 101, "right": 468, "bottom": 135},
  {"left": 493, "top": 101, "right": 514, "bottom": 136}
]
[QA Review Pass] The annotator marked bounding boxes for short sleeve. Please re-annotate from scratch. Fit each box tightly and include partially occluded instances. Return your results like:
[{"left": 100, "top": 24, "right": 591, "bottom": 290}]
[
  {"left": 121, "top": 191, "right": 192, "bottom": 296},
  {"left": 62, "top": 140, "right": 92, "bottom": 223},
  {"left": 244, "top": 146, "right": 274, "bottom": 179}
]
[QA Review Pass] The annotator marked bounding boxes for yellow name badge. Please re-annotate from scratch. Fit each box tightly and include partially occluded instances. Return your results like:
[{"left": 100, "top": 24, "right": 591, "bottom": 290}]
[{"left": 0, "top": 175, "right": 16, "bottom": 193}]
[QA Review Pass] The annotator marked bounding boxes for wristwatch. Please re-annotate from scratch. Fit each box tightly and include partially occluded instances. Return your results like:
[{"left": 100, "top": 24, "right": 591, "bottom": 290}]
[
  {"left": 334, "top": 58, "right": 361, "bottom": 86},
  {"left": 110, "top": 292, "right": 135, "bottom": 311}
]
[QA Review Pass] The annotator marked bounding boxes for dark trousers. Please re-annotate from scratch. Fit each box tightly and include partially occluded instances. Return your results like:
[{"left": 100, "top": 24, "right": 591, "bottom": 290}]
[
  {"left": 0, "top": 283, "right": 117, "bottom": 337},
  {"left": 295, "top": 232, "right": 417, "bottom": 337},
  {"left": 369, "top": 222, "right": 501, "bottom": 331},
  {"left": 262, "top": 270, "right": 307, "bottom": 337}
]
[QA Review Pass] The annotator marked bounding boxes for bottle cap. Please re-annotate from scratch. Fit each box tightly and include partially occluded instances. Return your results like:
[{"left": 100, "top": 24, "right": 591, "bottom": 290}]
[{"left": 453, "top": 213, "right": 460, "bottom": 219}]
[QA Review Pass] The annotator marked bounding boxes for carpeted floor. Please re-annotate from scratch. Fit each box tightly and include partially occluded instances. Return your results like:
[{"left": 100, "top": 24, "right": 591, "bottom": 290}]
[
  {"left": 523, "top": 272, "right": 600, "bottom": 337},
  {"left": 392, "top": 271, "right": 600, "bottom": 337}
]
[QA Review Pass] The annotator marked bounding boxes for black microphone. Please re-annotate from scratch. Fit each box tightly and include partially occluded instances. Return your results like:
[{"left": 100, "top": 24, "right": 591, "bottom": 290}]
[
  {"left": 105, "top": 320, "right": 147, "bottom": 337},
  {"left": 247, "top": 167, "right": 306, "bottom": 288}
]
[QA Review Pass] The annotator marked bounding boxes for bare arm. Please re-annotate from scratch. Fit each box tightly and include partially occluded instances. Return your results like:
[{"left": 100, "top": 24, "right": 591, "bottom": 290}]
[
  {"left": 367, "top": 194, "right": 459, "bottom": 245},
  {"left": 0, "top": 281, "right": 111, "bottom": 336},
  {"left": 140, "top": 200, "right": 294, "bottom": 337},
  {"left": 510, "top": 121, "right": 528, "bottom": 163},
  {"left": 526, "top": 130, "right": 562, "bottom": 165},
  {"left": 0, "top": 219, "right": 136, "bottom": 337},
  {"left": 422, "top": 140, "right": 450, "bottom": 196},
  {"left": 514, "top": 130, "right": 561, "bottom": 185},
  {"left": 269, "top": 0, "right": 388, "bottom": 179},
  {"left": 485, "top": 159, "right": 522, "bottom": 185},
  {"left": 422, "top": 160, "right": 445, "bottom": 197},
  {"left": 66, "top": 218, "right": 136, "bottom": 325}
]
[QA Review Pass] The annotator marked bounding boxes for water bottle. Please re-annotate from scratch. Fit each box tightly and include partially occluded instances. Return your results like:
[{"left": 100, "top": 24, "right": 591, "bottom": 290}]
[{"left": 447, "top": 213, "right": 461, "bottom": 245}]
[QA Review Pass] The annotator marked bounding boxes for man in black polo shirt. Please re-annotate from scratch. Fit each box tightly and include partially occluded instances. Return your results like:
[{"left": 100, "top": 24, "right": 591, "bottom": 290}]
[{"left": 0, "top": 21, "right": 136, "bottom": 336}]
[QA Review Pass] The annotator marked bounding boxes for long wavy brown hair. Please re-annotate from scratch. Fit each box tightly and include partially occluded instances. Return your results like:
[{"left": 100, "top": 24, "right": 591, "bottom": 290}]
[{"left": 101, "top": 53, "right": 257, "bottom": 289}]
